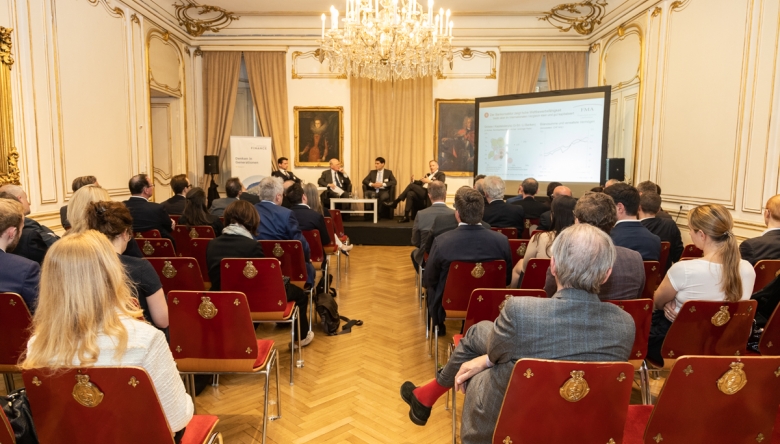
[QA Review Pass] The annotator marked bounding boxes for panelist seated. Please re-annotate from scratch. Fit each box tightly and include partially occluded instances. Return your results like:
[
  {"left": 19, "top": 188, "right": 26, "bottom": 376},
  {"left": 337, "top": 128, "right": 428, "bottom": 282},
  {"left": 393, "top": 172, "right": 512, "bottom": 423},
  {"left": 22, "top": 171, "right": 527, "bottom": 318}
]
[
  {"left": 362, "top": 157, "right": 397, "bottom": 220},
  {"left": 318, "top": 159, "right": 352, "bottom": 211},
  {"left": 385, "top": 160, "right": 446, "bottom": 223},
  {"left": 481, "top": 175, "right": 525, "bottom": 233},
  {"left": 603, "top": 183, "right": 661, "bottom": 261},
  {"left": 401, "top": 223, "right": 634, "bottom": 443},
  {"left": 271, "top": 157, "right": 302, "bottom": 183},
  {"left": 739, "top": 194, "right": 780, "bottom": 266}
]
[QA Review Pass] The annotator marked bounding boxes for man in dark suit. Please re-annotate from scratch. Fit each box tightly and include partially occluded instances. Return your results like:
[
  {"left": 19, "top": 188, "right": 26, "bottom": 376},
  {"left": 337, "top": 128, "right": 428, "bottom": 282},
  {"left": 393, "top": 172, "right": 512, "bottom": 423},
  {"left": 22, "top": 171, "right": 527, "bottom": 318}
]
[
  {"left": 402, "top": 223, "right": 634, "bottom": 439},
  {"left": 287, "top": 183, "right": 331, "bottom": 247},
  {"left": 386, "top": 160, "right": 446, "bottom": 223},
  {"left": 60, "top": 175, "right": 98, "bottom": 229},
  {"left": 209, "top": 177, "right": 243, "bottom": 217},
  {"left": 411, "top": 181, "right": 452, "bottom": 270},
  {"left": 362, "top": 157, "right": 397, "bottom": 220},
  {"left": 318, "top": 159, "right": 351, "bottom": 211},
  {"left": 538, "top": 185, "right": 572, "bottom": 231},
  {"left": 239, "top": 185, "right": 261, "bottom": 205},
  {"left": 638, "top": 192, "right": 683, "bottom": 270},
  {"left": 508, "top": 178, "right": 550, "bottom": 219},
  {"left": 271, "top": 157, "right": 302, "bottom": 183},
  {"left": 123, "top": 174, "right": 175, "bottom": 242},
  {"left": 543, "top": 191, "right": 645, "bottom": 300},
  {"left": 604, "top": 183, "right": 661, "bottom": 261},
  {"left": 740, "top": 194, "right": 780, "bottom": 265},
  {"left": 160, "top": 174, "right": 190, "bottom": 215},
  {"left": 481, "top": 176, "right": 525, "bottom": 233},
  {"left": 0, "top": 199, "right": 41, "bottom": 313},
  {"left": 637, "top": 180, "right": 673, "bottom": 220},
  {"left": 425, "top": 187, "right": 512, "bottom": 335},
  {"left": 0, "top": 185, "right": 59, "bottom": 264}
]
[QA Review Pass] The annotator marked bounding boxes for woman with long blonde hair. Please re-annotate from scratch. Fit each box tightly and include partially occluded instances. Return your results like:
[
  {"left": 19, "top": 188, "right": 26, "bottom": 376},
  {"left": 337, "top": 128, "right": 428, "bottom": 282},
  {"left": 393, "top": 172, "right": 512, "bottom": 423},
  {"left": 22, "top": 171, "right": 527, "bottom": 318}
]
[
  {"left": 649, "top": 204, "right": 755, "bottom": 364},
  {"left": 20, "top": 231, "right": 192, "bottom": 440}
]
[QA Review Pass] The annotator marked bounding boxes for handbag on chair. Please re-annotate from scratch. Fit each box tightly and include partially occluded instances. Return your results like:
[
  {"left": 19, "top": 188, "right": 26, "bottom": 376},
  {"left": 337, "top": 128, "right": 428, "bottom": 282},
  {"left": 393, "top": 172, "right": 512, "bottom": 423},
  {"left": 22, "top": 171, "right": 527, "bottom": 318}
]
[{"left": 2, "top": 388, "right": 39, "bottom": 444}]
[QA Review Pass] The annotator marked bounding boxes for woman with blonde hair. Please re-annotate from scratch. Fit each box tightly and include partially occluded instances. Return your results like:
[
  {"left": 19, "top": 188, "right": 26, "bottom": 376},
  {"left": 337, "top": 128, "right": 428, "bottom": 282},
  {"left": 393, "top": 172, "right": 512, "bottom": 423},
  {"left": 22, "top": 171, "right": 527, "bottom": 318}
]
[
  {"left": 649, "top": 204, "right": 755, "bottom": 364},
  {"left": 20, "top": 231, "right": 192, "bottom": 440}
]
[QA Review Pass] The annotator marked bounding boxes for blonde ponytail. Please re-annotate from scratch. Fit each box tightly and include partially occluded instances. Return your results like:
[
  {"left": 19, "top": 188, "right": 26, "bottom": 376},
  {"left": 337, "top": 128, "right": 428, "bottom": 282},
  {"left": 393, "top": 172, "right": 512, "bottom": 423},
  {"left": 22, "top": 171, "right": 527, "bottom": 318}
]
[{"left": 688, "top": 205, "right": 743, "bottom": 302}]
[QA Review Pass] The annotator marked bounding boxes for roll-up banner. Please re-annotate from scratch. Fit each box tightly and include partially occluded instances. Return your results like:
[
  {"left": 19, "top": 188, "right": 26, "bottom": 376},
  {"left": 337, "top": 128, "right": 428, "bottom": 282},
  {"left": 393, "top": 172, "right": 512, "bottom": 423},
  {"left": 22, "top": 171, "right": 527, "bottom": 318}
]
[{"left": 229, "top": 136, "right": 273, "bottom": 189}]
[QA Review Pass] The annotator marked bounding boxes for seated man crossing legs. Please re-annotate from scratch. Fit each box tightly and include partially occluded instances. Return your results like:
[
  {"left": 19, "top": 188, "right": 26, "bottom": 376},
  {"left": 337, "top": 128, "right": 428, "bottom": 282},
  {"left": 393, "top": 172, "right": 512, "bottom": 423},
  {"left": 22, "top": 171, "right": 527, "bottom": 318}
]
[{"left": 386, "top": 160, "right": 446, "bottom": 223}]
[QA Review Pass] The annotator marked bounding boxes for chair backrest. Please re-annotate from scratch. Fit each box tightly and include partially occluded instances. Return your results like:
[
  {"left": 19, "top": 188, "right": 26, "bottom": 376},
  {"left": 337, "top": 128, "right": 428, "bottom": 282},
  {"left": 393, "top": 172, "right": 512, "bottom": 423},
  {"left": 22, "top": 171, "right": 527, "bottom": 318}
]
[
  {"left": 220, "top": 258, "right": 289, "bottom": 318},
  {"left": 508, "top": 239, "right": 529, "bottom": 269},
  {"left": 167, "top": 291, "right": 261, "bottom": 372},
  {"left": 145, "top": 257, "right": 206, "bottom": 294},
  {"left": 490, "top": 227, "right": 518, "bottom": 239},
  {"left": 520, "top": 218, "right": 541, "bottom": 239},
  {"left": 258, "top": 240, "right": 309, "bottom": 289},
  {"left": 606, "top": 299, "right": 653, "bottom": 366},
  {"left": 642, "top": 261, "right": 662, "bottom": 299},
  {"left": 759, "top": 303, "right": 780, "bottom": 355},
  {"left": 643, "top": 356, "right": 780, "bottom": 443},
  {"left": 442, "top": 261, "right": 507, "bottom": 317},
  {"left": 752, "top": 260, "right": 780, "bottom": 293},
  {"left": 301, "top": 230, "right": 325, "bottom": 265},
  {"left": 172, "top": 226, "right": 216, "bottom": 257},
  {"left": 134, "top": 229, "right": 161, "bottom": 239},
  {"left": 492, "top": 359, "right": 634, "bottom": 444},
  {"left": 660, "top": 300, "right": 757, "bottom": 367},
  {"left": 680, "top": 243, "right": 704, "bottom": 259},
  {"left": 169, "top": 215, "right": 180, "bottom": 224},
  {"left": 323, "top": 217, "right": 338, "bottom": 254},
  {"left": 464, "top": 289, "right": 546, "bottom": 334},
  {"left": 134, "top": 238, "right": 176, "bottom": 258},
  {"left": 22, "top": 367, "right": 179, "bottom": 443},
  {"left": 0, "top": 293, "right": 32, "bottom": 370},
  {"left": 519, "top": 258, "right": 551, "bottom": 290},
  {"left": 186, "top": 238, "right": 211, "bottom": 284},
  {"left": 659, "top": 241, "right": 671, "bottom": 271},
  {"left": 0, "top": 408, "right": 13, "bottom": 444},
  {"left": 330, "top": 209, "right": 347, "bottom": 238}
]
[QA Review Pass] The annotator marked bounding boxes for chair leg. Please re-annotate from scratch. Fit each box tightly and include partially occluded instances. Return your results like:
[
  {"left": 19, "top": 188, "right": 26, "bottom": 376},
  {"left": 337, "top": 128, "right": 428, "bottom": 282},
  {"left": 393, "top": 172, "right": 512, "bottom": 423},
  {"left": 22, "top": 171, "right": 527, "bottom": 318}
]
[
  {"left": 434, "top": 326, "right": 439, "bottom": 376},
  {"left": 289, "top": 313, "right": 295, "bottom": 386},
  {"left": 262, "top": 366, "right": 270, "bottom": 444},
  {"left": 186, "top": 374, "right": 197, "bottom": 413},
  {"left": 296, "top": 308, "right": 304, "bottom": 369},
  {"left": 640, "top": 360, "right": 651, "bottom": 405},
  {"left": 451, "top": 386, "right": 457, "bottom": 444},
  {"left": 212, "top": 374, "right": 219, "bottom": 387},
  {"left": 425, "top": 303, "right": 430, "bottom": 341},
  {"left": 308, "top": 288, "right": 314, "bottom": 333},
  {"left": 272, "top": 351, "right": 282, "bottom": 420}
]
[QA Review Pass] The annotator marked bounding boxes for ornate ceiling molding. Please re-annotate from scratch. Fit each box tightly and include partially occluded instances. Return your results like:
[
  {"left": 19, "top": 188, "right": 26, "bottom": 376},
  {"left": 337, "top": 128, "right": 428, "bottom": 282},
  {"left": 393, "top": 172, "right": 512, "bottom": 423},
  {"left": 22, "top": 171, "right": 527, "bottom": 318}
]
[
  {"left": 538, "top": 0, "right": 608, "bottom": 36},
  {"left": 173, "top": 2, "right": 238, "bottom": 37},
  {"left": 436, "top": 48, "right": 497, "bottom": 80},
  {"left": 291, "top": 49, "right": 346, "bottom": 80}
]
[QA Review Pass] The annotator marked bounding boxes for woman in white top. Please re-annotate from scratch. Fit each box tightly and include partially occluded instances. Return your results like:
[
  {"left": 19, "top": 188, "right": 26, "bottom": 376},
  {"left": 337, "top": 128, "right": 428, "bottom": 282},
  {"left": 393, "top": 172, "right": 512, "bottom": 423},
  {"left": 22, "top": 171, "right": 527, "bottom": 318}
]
[
  {"left": 511, "top": 195, "right": 576, "bottom": 288},
  {"left": 648, "top": 204, "right": 755, "bottom": 364},
  {"left": 20, "top": 231, "right": 193, "bottom": 442}
]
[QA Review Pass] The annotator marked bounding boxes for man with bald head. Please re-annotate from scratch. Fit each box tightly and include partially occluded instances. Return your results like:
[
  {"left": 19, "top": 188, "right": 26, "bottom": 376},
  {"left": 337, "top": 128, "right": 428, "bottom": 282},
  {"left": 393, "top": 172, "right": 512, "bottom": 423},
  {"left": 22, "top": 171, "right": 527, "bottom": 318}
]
[
  {"left": 538, "top": 185, "right": 573, "bottom": 231},
  {"left": 740, "top": 194, "right": 780, "bottom": 266},
  {"left": 318, "top": 159, "right": 351, "bottom": 211},
  {"left": 509, "top": 177, "right": 550, "bottom": 219}
]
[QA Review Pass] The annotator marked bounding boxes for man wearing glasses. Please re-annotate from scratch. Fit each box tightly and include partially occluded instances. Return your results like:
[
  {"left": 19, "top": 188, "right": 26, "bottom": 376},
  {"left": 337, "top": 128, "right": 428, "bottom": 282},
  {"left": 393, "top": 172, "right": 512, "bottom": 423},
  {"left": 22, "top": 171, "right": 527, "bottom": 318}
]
[{"left": 124, "top": 174, "right": 176, "bottom": 243}]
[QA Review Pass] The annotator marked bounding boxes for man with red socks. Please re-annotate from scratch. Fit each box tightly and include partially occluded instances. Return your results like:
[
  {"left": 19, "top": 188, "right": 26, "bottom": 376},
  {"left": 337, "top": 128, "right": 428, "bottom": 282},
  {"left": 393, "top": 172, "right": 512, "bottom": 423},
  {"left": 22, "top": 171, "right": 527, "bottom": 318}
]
[{"left": 401, "top": 223, "right": 635, "bottom": 443}]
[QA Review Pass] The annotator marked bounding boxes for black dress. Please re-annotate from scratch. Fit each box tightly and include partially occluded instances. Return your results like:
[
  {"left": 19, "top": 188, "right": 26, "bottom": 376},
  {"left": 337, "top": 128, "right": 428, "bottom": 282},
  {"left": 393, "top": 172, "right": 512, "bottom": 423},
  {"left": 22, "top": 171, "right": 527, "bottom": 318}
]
[{"left": 118, "top": 255, "right": 164, "bottom": 328}]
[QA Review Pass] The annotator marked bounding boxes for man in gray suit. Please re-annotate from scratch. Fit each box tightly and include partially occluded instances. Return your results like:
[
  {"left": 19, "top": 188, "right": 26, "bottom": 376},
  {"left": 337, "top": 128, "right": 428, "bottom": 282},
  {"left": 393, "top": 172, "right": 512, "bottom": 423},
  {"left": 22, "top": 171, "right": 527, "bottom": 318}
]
[
  {"left": 411, "top": 181, "right": 451, "bottom": 270},
  {"left": 401, "top": 224, "right": 635, "bottom": 443},
  {"left": 209, "top": 177, "right": 243, "bottom": 217}
]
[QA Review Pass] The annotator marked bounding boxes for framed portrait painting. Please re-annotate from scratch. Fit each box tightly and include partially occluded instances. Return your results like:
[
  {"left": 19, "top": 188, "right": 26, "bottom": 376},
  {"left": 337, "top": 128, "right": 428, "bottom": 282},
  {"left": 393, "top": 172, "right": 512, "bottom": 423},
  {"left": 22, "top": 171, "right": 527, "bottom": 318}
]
[
  {"left": 294, "top": 106, "right": 343, "bottom": 167},
  {"left": 434, "top": 99, "right": 476, "bottom": 176}
]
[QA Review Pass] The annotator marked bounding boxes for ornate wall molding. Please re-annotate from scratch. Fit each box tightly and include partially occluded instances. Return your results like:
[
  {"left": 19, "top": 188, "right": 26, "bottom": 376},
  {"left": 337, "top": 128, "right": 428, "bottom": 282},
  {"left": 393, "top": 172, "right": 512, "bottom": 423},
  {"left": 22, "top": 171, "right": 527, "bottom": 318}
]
[
  {"left": 600, "top": 23, "right": 643, "bottom": 90},
  {"left": 0, "top": 27, "right": 21, "bottom": 186},
  {"left": 173, "top": 3, "right": 238, "bottom": 37},
  {"left": 436, "top": 48, "right": 496, "bottom": 80},
  {"left": 538, "top": 0, "right": 609, "bottom": 36},
  {"left": 148, "top": 31, "right": 183, "bottom": 97},
  {"left": 86, "top": 0, "right": 124, "bottom": 18},
  {"left": 291, "top": 49, "right": 346, "bottom": 79}
]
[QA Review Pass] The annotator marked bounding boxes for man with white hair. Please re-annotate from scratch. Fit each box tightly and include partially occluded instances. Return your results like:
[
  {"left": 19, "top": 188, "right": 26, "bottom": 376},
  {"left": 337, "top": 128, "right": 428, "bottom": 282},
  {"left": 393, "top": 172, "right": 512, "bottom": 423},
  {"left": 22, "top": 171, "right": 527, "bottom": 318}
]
[
  {"left": 480, "top": 175, "right": 525, "bottom": 233},
  {"left": 401, "top": 223, "right": 634, "bottom": 442},
  {"left": 0, "top": 184, "right": 59, "bottom": 264}
]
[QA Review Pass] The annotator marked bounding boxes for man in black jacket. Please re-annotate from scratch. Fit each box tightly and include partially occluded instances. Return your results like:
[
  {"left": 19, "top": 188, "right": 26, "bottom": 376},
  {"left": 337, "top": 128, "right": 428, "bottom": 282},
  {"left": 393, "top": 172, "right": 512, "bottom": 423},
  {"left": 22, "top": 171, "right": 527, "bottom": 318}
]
[
  {"left": 287, "top": 183, "right": 331, "bottom": 247},
  {"left": 318, "top": 159, "right": 352, "bottom": 210},
  {"left": 740, "top": 194, "right": 780, "bottom": 266},
  {"left": 123, "top": 174, "right": 175, "bottom": 243},
  {"left": 160, "top": 174, "right": 190, "bottom": 215},
  {"left": 0, "top": 185, "right": 59, "bottom": 264},
  {"left": 481, "top": 176, "right": 525, "bottom": 233},
  {"left": 362, "top": 157, "right": 397, "bottom": 220},
  {"left": 638, "top": 192, "right": 683, "bottom": 270},
  {"left": 271, "top": 157, "right": 302, "bottom": 183},
  {"left": 386, "top": 160, "right": 446, "bottom": 222},
  {"left": 509, "top": 178, "right": 549, "bottom": 219},
  {"left": 604, "top": 183, "right": 660, "bottom": 261},
  {"left": 538, "top": 185, "right": 572, "bottom": 231}
]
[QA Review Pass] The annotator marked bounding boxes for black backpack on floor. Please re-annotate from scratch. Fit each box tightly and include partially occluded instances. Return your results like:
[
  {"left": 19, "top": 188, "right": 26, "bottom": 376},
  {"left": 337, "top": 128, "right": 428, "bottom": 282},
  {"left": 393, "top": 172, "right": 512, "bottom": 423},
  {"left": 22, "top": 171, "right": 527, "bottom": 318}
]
[{"left": 315, "top": 290, "right": 363, "bottom": 335}]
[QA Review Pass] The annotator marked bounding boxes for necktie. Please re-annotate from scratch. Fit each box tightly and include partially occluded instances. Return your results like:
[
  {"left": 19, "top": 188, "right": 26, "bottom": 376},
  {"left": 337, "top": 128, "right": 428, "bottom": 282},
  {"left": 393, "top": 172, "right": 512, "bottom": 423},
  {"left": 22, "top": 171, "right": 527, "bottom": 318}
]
[{"left": 334, "top": 171, "right": 341, "bottom": 188}]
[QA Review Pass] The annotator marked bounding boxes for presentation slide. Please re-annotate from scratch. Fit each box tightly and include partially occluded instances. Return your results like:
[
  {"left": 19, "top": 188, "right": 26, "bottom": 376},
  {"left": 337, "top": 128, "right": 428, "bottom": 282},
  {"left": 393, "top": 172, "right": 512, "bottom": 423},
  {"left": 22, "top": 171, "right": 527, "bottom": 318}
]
[{"left": 475, "top": 87, "right": 610, "bottom": 186}]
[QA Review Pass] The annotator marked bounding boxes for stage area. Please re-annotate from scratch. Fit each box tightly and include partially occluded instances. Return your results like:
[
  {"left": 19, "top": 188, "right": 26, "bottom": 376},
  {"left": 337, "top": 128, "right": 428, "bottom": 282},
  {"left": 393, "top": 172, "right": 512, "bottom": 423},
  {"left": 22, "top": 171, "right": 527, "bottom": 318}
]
[{"left": 343, "top": 217, "right": 413, "bottom": 246}]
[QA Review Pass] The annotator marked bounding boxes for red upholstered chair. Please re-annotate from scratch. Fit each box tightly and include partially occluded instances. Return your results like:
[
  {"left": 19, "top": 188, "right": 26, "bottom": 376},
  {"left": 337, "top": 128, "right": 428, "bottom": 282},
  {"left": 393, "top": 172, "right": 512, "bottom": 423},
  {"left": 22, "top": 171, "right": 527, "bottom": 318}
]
[
  {"left": 220, "top": 258, "right": 302, "bottom": 385},
  {"left": 0, "top": 293, "right": 32, "bottom": 393},
  {"left": 170, "top": 215, "right": 180, "bottom": 224},
  {"left": 490, "top": 227, "right": 518, "bottom": 239},
  {"left": 301, "top": 230, "right": 328, "bottom": 292},
  {"left": 135, "top": 238, "right": 176, "bottom": 258},
  {"left": 680, "top": 243, "right": 704, "bottom": 259},
  {"left": 518, "top": 258, "right": 551, "bottom": 290},
  {"left": 520, "top": 218, "right": 541, "bottom": 239},
  {"left": 753, "top": 259, "right": 780, "bottom": 293},
  {"left": 187, "top": 238, "right": 211, "bottom": 285},
  {"left": 22, "top": 367, "right": 221, "bottom": 444},
  {"left": 622, "top": 356, "right": 780, "bottom": 444},
  {"left": 642, "top": 261, "right": 662, "bottom": 298},
  {"left": 758, "top": 304, "right": 780, "bottom": 355},
  {"left": 493, "top": 359, "right": 634, "bottom": 444},
  {"left": 323, "top": 217, "right": 346, "bottom": 277},
  {"left": 329, "top": 209, "right": 350, "bottom": 271},
  {"left": 0, "top": 408, "right": 13, "bottom": 444},
  {"left": 258, "top": 240, "right": 314, "bottom": 332},
  {"left": 146, "top": 257, "right": 207, "bottom": 293},
  {"left": 135, "top": 229, "right": 161, "bottom": 238},
  {"left": 167, "top": 291, "right": 279, "bottom": 441},
  {"left": 658, "top": 241, "right": 670, "bottom": 277},
  {"left": 607, "top": 299, "right": 654, "bottom": 404},
  {"left": 508, "top": 239, "right": 529, "bottom": 269}
]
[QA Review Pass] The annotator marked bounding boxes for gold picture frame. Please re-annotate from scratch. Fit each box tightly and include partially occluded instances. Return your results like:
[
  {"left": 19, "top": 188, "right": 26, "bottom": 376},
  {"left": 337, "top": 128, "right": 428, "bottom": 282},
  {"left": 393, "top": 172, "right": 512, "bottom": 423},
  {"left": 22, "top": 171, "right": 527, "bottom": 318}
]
[
  {"left": 0, "top": 27, "right": 20, "bottom": 186},
  {"left": 434, "top": 99, "right": 475, "bottom": 177},
  {"left": 294, "top": 106, "right": 343, "bottom": 167}
]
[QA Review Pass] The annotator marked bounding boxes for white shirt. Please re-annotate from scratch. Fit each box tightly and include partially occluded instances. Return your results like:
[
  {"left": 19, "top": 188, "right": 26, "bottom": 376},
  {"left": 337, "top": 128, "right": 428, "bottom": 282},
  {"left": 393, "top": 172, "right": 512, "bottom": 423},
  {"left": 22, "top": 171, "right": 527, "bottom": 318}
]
[
  {"left": 423, "top": 170, "right": 439, "bottom": 189},
  {"left": 666, "top": 259, "right": 756, "bottom": 316},
  {"left": 129, "top": 196, "right": 149, "bottom": 201},
  {"left": 614, "top": 218, "right": 640, "bottom": 225},
  {"left": 375, "top": 169, "right": 384, "bottom": 189}
]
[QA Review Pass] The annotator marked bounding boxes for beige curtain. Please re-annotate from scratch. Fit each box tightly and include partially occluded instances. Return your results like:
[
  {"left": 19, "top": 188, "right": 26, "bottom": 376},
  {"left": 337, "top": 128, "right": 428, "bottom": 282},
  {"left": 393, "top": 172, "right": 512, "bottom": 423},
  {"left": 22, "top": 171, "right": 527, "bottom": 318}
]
[
  {"left": 497, "top": 52, "right": 544, "bottom": 95},
  {"left": 351, "top": 77, "right": 433, "bottom": 215},
  {"left": 202, "top": 51, "right": 241, "bottom": 187},
  {"left": 243, "top": 52, "right": 290, "bottom": 171},
  {"left": 546, "top": 52, "right": 587, "bottom": 91}
]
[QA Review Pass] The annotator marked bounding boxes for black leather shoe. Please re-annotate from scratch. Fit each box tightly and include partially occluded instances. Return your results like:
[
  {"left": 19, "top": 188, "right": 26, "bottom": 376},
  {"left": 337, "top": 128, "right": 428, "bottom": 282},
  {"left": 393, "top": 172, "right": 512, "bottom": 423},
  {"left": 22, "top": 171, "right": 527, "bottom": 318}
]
[
  {"left": 436, "top": 323, "right": 446, "bottom": 336},
  {"left": 398, "top": 216, "right": 411, "bottom": 223},
  {"left": 400, "top": 381, "right": 432, "bottom": 426}
]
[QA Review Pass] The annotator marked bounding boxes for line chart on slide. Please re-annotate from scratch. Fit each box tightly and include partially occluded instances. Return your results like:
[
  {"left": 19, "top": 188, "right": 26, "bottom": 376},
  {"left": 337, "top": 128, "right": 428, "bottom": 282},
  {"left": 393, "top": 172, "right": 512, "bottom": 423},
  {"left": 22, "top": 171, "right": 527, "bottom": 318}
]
[{"left": 543, "top": 137, "right": 596, "bottom": 158}]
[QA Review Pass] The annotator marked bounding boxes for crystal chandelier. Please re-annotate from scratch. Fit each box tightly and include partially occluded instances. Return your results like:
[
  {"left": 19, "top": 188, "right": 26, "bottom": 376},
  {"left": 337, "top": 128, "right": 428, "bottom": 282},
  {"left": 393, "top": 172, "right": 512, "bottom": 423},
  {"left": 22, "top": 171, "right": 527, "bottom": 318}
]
[{"left": 318, "top": 0, "right": 454, "bottom": 82}]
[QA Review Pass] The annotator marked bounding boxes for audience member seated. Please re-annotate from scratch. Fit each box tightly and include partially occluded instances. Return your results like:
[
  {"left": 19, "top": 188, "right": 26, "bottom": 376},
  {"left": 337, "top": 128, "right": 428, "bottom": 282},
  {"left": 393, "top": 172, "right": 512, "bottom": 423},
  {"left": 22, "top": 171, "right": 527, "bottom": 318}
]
[
  {"left": 86, "top": 201, "right": 168, "bottom": 330},
  {"left": 60, "top": 175, "right": 98, "bottom": 229},
  {"left": 604, "top": 178, "right": 621, "bottom": 188},
  {"left": 639, "top": 192, "right": 683, "bottom": 269},
  {"left": 318, "top": 159, "right": 352, "bottom": 211},
  {"left": 287, "top": 183, "right": 331, "bottom": 247},
  {"left": 425, "top": 187, "right": 512, "bottom": 335},
  {"left": 302, "top": 183, "right": 353, "bottom": 254},
  {"left": 604, "top": 183, "right": 661, "bottom": 261},
  {"left": 271, "top": 157, "right": 302, "bottom": 183},
  {"left": 0, "top": 185, "right": 59, "bottom": 264},
  {"left": 508, "top": 178, "right": 549, "bottom": 219},
  {"left": 281, "top": 180, "right": 296, "bottom": 209},
  {"left": 473, "top": 176, "right": 488, "bottom": 206},
  {"left": 590, "top": 186, "right": 604, "bottom": 193},
  {"left": 538, "top": 185, "right": 572, "bottom": 231},
  {"left": 239, "top": 184, "right": 261, "bottom": 205},
  {"left": 124, "top": 174, "right": 175, "bottom": 243},
  {"left": 422, "top": 187, "right": 492, "bottom": 256},
  {"left": 543, "top": 192, "right": 645, "bottom": 300},
  {"left": 739, "top": 194, "right": 780, "bottom": 265},
  {"left": 209, "top": 177, "right": 243, "bottom": 217},
  {"left": 637, "top": 180, "right": 672, "bottom": 220},
  {"left": 649, "top": 204, "right": 755, "bottom": 364},
  {"left": 511, "top": 195, "right": 576, "bottom": 287},
  {"left": 411, "top": 181, "right": 451, "bottom": 271},
  {"left": 402, "top": 223, "right": 634, "bottom": 441},
  {"left": 481, "top": 176, "right": 525, "bottom": 233},
  {"left": 386, "top": 160, "right": 446, "bottom": 222},
  {"left": 0, "top": 199, "right": 40, "bottom": 312},
  {"left": 160, "top": 174, "right": 191, "bottom": 215},
  {"left": 178, "top": 187, "right": 224, "bottom": 237},
  {"left": 20, "top": 231, "right": 193, "bottom": 441}
]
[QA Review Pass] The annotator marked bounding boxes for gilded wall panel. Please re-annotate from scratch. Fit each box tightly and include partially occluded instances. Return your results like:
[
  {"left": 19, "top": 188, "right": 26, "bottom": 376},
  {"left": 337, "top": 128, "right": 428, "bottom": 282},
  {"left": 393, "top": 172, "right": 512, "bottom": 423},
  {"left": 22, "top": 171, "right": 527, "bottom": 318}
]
[{"left": 149, "top": 35, "right": 182, "bottom": 97}]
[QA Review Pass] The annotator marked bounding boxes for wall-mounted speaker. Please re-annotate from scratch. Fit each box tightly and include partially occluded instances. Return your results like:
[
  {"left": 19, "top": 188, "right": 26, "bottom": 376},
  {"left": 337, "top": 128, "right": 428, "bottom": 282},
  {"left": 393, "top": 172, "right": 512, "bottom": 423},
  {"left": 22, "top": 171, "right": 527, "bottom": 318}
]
[
  {"left": 606, "top": 158, "right": 625, "bottom": 182},
  {"left": 204, "top": 155, "right": 219, "bottom": 175}
]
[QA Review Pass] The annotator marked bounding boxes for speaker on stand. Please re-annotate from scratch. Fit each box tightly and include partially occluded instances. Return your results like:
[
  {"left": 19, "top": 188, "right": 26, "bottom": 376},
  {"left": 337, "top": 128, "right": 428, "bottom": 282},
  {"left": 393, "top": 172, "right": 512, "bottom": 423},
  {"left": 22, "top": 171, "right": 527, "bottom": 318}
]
[
  {"left": 204, "top": 155, "right": 220, "bottom": 208},
  {"left": 606, "top": 158, "right": 625, "bottom": 183}
]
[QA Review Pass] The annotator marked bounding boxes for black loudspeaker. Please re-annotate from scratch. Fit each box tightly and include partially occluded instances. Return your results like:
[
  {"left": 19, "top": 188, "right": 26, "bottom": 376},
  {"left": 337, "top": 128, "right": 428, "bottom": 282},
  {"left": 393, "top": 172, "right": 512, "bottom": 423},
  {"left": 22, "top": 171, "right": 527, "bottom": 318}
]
[
  {"left": 606, "top": 158, "right": 625, "bottom": 182},
  {"left": 204, "top": 155, "right": 219, "bottom": 175}
]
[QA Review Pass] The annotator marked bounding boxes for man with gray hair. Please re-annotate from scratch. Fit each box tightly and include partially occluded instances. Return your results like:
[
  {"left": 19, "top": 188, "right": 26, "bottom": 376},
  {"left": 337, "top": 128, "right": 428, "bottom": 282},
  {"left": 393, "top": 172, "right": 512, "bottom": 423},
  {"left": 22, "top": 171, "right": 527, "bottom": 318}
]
[
  {"left": 481, "top": 175, "right": 525, "bottom": 233},
  {"left": 410, "top": 181, "right": 452, "bottom": 271},
  {"left": 0, "top": 184, "right": 59, "bottom": 264},
  {"left": 401, "top": 223, "right": 634, "bottom": 442}
]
